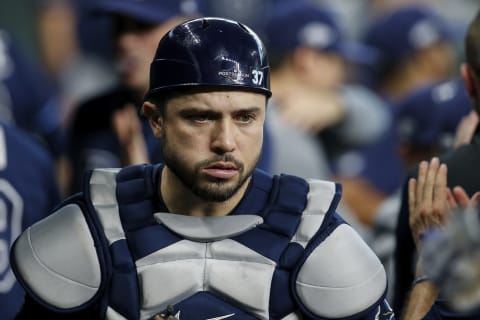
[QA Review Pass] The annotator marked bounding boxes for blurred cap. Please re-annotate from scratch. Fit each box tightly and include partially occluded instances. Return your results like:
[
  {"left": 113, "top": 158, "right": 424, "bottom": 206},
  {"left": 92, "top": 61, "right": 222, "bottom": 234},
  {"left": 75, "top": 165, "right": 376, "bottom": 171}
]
[
  {"left": 365, "top": 5, "right": 451, "bottom": 65},
  {"left": 200, "top": 0, "right": 272, "bottom": 33},
  {"left": 396, "top": 78, "right": 471, "bottom": 148},
  {"left": 92, "top": 0, "right": 200, "bottom": 24},
  {"left": 264, "top": 1, "right": 376, "bottom": 65}
]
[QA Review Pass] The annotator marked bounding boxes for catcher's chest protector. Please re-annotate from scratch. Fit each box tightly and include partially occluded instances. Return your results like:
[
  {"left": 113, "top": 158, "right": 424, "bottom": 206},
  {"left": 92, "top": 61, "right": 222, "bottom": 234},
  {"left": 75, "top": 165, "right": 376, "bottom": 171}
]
[{"left": 88, "top": 165, "right": 341, "bottom": 319}]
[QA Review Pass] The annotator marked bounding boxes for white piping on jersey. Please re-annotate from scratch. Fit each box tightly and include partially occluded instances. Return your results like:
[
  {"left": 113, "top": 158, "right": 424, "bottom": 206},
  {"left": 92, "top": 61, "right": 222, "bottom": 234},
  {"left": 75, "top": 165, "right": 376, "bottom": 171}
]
[
  {"left": 205, "top": 313, "right": 235, "bottom": 320},
  {"left": 0, "top": 126, "right": 6, "bottom": 170}
]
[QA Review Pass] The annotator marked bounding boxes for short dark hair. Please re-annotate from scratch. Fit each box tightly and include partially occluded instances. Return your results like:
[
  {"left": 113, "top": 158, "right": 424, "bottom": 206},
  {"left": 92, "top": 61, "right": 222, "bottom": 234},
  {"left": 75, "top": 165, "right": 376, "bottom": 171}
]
[
  {"left": 147, "top": 90, "right": 183, "bottom": 118},
  {"left": 466, "top": 10, "right": 480, "bottom": 76}
]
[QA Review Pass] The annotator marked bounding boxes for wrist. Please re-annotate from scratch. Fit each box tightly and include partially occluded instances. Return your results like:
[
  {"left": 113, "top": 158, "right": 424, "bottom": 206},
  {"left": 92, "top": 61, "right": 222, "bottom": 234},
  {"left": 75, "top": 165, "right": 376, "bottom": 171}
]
[{"left": 412, "top": 275, "right": 431, "bottom": 287}]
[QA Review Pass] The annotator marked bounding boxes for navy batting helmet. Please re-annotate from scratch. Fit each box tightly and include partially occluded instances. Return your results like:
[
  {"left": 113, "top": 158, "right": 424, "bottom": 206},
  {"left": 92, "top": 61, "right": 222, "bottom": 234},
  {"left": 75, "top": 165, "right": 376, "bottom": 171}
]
[{"left": 145, "top": 17, "right": 271, "bottom": 99}]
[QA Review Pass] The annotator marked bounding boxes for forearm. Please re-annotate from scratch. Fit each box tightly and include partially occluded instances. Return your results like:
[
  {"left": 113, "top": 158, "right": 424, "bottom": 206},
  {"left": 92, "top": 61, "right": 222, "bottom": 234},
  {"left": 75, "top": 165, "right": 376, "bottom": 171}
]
[{"left": 401, "top": 280, "right": 439, "bottom": 320}]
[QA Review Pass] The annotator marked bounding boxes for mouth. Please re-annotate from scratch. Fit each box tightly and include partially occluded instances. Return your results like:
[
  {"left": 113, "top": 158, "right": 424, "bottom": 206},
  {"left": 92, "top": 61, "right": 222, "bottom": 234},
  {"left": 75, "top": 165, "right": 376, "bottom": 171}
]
[{"left": 203, "top": 162, "right": 239, "bottom": 179}]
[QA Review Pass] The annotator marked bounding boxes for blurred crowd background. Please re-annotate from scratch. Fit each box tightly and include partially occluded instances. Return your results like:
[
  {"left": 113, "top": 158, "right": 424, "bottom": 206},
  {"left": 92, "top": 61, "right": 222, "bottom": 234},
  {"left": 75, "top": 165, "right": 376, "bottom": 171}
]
[{"left": 0, "top": 0, "right": 477, "bottom": 124}]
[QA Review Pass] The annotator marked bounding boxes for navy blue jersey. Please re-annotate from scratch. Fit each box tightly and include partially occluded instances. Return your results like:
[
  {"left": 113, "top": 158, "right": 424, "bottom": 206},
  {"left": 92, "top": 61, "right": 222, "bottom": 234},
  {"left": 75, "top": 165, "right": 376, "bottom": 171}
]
[
  {"left": 0, "top": 123, "right": 60, "bottom": 320},
  {"left": 352, "top": 123, "right": 404, "bottom": 195},
  {"left": 0, "top": 30, "right": 65, "bottom": 157}
]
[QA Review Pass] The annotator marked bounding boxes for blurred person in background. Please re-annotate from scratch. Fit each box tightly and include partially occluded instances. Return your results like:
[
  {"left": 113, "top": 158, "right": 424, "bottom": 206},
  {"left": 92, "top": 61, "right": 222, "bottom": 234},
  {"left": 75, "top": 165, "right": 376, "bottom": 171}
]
[
  {"left": 392, "top": 8, "right": 480, "bottom": 318},
  {"left": 402, "top": 156, "right": 480, "bottom": 319},
  {"left": 200, "top": 0, "right": 273, "bottom": 39},
  {"left": 387, "top": 78, "right": 471, "bottom": 301},
  {"left": 0, "top": 29, "right": 68, "bottom": 187},
  {"left": 263, "top": 0, "right": 393, "bottom": 257},
  {"left": 329, "top": 3, "right": 458, "bottom": 262},
  {"left": 395, "top": 79, "right": 471, "bottom": 169},
  {"left": 350, "top": 3, "right": 457, "bottom": 195},
  {"left": 35, "top": 0, "right": 118, "bottom": 126},
  {"left": 342, "top": 3, "right": 458, "bottom": 213},
  {"left": 0, "top": 10, "right": 70, "bottom": 319},
  {"left": 364, "top": 5, "right": 456, "bottom": 102},
  {"left": 417, "top": 191, "right": 480, "bottom": 316},
  {"left": 265, "top": 0, "right": 389, "bottom": 156},
  {"left": 0, "top": 122, "right": 60, "bottom": 319},
  {"left": 65, "top": 0, "right": 201, "bottom": 194}
]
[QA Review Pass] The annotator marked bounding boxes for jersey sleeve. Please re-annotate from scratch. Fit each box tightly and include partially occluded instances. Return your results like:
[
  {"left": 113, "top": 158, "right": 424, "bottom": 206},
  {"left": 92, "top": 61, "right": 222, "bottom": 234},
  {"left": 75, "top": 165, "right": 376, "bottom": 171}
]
[
  {"left": 10, "top": 201, "right": 103, "bottom": 311},
  {"left": 295, "top": 222, "right": 395, "bottom": 319}
]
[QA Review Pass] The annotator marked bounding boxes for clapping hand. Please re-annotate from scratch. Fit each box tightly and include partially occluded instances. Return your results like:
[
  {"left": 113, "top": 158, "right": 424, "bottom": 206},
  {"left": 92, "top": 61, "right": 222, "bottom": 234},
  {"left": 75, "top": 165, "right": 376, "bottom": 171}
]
[{"left": 408, "top": 157, "right": 480, "bottom": 249}]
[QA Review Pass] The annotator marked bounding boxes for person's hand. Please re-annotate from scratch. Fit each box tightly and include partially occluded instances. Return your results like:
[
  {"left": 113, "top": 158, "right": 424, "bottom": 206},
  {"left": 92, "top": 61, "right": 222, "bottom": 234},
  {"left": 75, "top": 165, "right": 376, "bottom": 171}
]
[
  {"left": 453, "top": 110, "right": 479, "bottom": 149},
  {"left": 408, "top": 157, "right": 449, "bottom": 249},
  {"left": 277, "top": 89, "right": 345, "bottom": 133},
  {"left": 404, "top": 157, "right": 449, "bottom": 320},
  {"left": 409, "top": 157, "right": 480, "bottom": 249},
  {"left": 112, "top": 104, "right": 149, "bottom": 165}
]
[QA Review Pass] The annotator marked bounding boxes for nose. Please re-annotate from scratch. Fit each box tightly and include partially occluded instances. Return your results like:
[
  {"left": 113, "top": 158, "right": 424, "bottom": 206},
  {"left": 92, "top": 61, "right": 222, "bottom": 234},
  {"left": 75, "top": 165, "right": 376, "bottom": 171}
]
[{"left": 211, "top": 120, "right": 236, "bottom": 154}]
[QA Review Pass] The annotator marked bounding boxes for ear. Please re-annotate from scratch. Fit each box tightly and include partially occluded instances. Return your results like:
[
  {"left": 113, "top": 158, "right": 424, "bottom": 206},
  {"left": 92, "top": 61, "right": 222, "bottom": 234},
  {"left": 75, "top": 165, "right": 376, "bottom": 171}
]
[
  {"left": 461, "top": 63, "right": 478, "bottom": 98},
  {"left": 142, "top": 101, "right": 163, "bottom": 138}
]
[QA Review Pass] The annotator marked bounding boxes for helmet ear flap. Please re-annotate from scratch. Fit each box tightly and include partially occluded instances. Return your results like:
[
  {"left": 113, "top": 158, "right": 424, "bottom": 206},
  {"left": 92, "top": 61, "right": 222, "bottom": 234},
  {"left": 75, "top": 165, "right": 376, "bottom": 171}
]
[{"left": 145, "top": 17, "right": 271, "bottom": 100}]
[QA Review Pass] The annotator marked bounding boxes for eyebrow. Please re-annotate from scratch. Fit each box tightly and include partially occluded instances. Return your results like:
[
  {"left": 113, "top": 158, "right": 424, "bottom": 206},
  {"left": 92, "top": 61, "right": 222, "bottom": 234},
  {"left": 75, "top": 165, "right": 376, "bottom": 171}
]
[{"left": 178, "top": 106, "right": 263, "bottom": 115}]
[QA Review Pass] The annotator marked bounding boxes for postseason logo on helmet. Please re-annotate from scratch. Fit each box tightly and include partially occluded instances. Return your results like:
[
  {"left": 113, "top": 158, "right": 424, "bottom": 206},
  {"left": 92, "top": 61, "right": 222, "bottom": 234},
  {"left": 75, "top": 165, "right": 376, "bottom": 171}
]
[
  {"left": 217, "top": 56, "right": 250, "bottom": 82},
  {"left": 217, "top": 57, "right": 265, "bottom": 86}
]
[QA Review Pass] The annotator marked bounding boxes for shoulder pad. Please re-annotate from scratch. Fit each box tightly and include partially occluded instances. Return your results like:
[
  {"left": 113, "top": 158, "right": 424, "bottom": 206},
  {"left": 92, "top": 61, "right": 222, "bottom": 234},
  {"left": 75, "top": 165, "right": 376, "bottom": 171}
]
[
  {"left": 295, "top": 224, "right": 386, "bottom": 318},
  {"left": 11, "top": 204, "right": 101, "bottom": 309}
]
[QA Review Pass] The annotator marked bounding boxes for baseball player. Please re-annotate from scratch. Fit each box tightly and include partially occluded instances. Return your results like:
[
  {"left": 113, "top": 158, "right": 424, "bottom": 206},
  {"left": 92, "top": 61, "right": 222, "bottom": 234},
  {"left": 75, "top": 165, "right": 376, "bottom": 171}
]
[
  {"left": 0, "top": 122, "right": 60, "bottom": 319},
  {"left": 11, "top": 17, "right": 394, "bottom": 320}
]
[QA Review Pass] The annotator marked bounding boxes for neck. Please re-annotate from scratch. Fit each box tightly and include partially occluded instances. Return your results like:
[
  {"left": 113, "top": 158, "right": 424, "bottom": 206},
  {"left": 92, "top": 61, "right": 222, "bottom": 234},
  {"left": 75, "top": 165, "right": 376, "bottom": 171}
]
[{"left": 159, "top": 166, "right": 250, "bottom": 217}]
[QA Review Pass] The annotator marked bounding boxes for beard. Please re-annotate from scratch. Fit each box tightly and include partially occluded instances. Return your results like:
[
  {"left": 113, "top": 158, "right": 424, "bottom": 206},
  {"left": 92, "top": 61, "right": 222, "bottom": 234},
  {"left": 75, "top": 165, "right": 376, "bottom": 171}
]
[{"left": 161, "top": 132, "right": 260, "bottom": 202}]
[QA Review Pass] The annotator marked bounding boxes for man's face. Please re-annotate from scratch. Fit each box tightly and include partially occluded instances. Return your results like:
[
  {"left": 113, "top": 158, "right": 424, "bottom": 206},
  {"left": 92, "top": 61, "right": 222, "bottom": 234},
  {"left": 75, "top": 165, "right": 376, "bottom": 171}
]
[
  {"left": 309, "top": 51, "right": 346, "bottom": 90},
  {"left": 115, "top": 16, "right": 189, "bottom": 97},
  {"left": 153, "top": 90, "right": 266, "bottom": 202}
]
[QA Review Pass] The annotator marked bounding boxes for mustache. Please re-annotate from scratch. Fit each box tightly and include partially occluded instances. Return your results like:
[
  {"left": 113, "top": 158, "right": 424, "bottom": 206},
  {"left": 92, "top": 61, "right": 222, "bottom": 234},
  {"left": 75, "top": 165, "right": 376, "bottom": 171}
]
[{"left": 199, "top": 154, "right": 243, "bottom": 170}]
